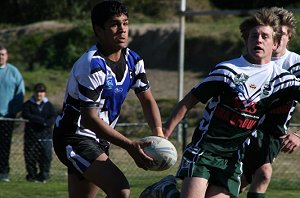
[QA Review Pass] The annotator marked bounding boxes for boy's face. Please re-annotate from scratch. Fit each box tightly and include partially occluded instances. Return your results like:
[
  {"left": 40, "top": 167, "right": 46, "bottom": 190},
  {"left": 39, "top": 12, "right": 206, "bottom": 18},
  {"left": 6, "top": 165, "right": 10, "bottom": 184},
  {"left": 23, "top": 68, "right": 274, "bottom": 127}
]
[
  {"left": 273, "top": 26, "right": 289, "bottom": 56},
  {"left": 246, "top": 25, "right": 278, "bottom": 64},
  {"left": 96, "top": 14, "right": 129, "bottom": 52},
  {"left": 34, "top": 91, "right": 46, "bottom": 102}
]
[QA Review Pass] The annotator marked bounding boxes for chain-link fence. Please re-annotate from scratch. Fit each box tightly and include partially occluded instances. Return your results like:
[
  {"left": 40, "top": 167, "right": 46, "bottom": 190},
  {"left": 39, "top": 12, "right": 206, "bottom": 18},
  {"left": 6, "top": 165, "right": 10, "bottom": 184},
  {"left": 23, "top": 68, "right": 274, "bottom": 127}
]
[
  {"left": 1, "top": 118, "right": 300, "bottom": 189},
  {"left": 1, "top": 119, "right": 180, "bottom": 183}
]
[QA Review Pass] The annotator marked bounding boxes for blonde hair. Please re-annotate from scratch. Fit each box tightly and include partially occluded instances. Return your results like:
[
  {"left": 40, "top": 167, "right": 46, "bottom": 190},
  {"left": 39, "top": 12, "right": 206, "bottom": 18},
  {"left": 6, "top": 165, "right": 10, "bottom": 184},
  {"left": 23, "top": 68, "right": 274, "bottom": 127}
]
[
  {"left": 270, "top": 7, "right": 297, "bottom": 40},
  {"left": 240, "top": 7, "right": 282, "bottom": 45}
]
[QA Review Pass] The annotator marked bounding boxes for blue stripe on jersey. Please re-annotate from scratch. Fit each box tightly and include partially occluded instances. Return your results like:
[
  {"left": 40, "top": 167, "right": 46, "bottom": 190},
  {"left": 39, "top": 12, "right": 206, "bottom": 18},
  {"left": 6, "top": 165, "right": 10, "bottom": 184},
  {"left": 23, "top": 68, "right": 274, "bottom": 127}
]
[
  {"left": 56, "top": 45, "right": 150, "bottom": 141},
  {"left": 90, "top": 55, "right": 106, "bottom": 74}
]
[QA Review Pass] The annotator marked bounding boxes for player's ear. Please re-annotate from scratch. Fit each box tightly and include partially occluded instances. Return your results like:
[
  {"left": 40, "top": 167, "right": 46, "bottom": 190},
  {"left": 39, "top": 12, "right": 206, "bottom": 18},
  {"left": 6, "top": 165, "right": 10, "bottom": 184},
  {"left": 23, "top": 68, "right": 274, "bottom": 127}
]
[{"left": 94, "top": 25, "right": 103, "bottom": 38}]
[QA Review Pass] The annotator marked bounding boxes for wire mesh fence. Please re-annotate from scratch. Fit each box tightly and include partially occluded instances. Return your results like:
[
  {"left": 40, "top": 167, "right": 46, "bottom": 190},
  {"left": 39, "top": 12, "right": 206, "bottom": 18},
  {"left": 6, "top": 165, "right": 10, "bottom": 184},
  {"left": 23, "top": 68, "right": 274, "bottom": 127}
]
[
  {"left": 2, "top": 119, "right": 179, "bottom": 183},
  {"left": 1, "top": 118, "right": 300, "bottom": 189}
]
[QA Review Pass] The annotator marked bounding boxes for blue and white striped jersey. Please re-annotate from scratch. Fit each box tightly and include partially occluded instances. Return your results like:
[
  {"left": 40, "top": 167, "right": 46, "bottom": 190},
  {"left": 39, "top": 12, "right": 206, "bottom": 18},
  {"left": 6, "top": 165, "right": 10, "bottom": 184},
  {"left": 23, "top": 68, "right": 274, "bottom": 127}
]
[
  {"left": 189, "top": 55, "right": 300, "bottom": 157},
  {"left": 55, "top": 44, "right": 150, "bottom": 141}
]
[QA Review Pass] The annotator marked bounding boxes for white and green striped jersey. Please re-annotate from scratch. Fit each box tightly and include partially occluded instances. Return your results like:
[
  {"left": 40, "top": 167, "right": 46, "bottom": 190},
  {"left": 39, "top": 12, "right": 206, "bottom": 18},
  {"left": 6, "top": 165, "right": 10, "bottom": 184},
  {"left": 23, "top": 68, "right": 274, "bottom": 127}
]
[
  {"left": 189, "top": 55, "right": 300, "bottom": 157},
  {"left": 258, "top": 50, "right": 300, "bottom": 137}
]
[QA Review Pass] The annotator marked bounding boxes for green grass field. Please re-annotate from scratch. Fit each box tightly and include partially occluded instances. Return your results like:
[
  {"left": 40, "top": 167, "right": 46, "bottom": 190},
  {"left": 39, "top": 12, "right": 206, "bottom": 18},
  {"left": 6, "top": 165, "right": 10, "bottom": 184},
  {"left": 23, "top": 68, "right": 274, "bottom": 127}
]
[
  {"left": 1, "top": 172, "right": 300, "bottom": 198},
  {"left": 1, "top": 129, "right": 300, "bottom": 197}
]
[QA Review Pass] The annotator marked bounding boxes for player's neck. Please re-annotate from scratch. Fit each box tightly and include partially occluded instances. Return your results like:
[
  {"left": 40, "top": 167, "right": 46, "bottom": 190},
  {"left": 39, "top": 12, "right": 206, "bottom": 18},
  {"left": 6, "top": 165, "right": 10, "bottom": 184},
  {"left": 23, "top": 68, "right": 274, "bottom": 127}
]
[{"left": 273, "top": 48, "right": 287, "bottom": 58}]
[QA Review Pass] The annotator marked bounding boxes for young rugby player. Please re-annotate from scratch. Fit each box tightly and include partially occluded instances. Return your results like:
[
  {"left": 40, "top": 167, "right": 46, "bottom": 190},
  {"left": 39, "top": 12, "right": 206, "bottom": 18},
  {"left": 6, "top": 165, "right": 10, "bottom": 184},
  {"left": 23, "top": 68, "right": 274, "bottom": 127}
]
[
  {"left": 241, "top": 7, "right": 300, "bottom": 198},
  {"left": 53, "top": 1, "right": 164, "bottom": 198},
  {"left": 141, "top": 7, "right": 300, "bottom": 198}
]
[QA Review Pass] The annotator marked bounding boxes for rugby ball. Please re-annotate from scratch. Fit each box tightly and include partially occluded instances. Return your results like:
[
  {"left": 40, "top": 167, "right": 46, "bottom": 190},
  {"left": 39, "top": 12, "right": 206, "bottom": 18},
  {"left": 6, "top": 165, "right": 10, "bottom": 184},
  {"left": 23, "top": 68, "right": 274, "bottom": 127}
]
[{"left": 140, "top": 136, "right": 177, "bottom": 171}]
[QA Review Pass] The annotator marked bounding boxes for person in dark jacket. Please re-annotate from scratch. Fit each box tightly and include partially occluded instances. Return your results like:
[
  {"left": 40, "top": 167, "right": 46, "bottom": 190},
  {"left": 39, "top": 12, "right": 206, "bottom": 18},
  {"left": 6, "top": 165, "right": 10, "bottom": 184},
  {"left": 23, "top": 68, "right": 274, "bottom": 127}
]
[{"left": 22, "top": 83, "right": 57, "bottom": 183}]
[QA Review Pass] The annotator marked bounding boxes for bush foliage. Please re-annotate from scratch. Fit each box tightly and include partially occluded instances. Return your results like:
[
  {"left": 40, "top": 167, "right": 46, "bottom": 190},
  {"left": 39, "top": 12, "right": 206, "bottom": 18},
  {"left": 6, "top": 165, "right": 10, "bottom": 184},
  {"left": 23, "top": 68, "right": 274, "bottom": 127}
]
[{"left": 1, "top": 0, "right": 300, "bottom": 72}]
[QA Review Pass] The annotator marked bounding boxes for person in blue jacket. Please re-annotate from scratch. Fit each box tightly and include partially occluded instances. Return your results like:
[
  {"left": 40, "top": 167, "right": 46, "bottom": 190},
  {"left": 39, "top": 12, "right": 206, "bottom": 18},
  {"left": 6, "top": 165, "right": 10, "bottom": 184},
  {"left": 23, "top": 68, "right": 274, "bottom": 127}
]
[
  {"left": 22, "top": 83, "right": 57, "bottom": 183},
  {"left": 0, "top": 45, "right": 25, "bottom": 182}
]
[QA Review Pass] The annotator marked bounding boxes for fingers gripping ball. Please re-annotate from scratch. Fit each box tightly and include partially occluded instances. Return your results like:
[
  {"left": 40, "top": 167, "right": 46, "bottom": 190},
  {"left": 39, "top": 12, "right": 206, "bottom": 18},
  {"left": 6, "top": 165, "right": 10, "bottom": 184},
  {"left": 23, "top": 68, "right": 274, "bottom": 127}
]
[{"left": 140, "top": 136, "right": 178, "bottom": 171}]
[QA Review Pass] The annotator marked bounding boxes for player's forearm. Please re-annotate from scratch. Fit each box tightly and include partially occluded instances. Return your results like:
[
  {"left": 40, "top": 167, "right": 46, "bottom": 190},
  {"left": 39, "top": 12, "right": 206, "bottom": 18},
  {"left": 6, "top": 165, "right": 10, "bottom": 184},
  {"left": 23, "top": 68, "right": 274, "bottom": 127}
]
[
  {"left": 141, "top": 99, "right": 163, "bottom": 137},
  {"left": 138, "top": 90, "right": 164, "bottom": 137},
  {"left": 80, "top": 109, "right": 132, "bottom": 150},
  {"left": 293, "top": 131, "right": 300, "bottom": 139},
  {"left": 164, "top": 92, "right": 198, "bottom": 138},
  {"left": 164, "top": 104, "right": 188, "bottom": 138}
]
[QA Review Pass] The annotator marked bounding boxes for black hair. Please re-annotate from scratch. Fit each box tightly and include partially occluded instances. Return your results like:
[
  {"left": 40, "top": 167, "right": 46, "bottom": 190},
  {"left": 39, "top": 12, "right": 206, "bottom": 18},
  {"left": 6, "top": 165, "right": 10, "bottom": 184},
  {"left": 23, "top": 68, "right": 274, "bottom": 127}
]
[
  {"left": 34, "top": 83, "right": 47, "bottom": 92},
  {"left": 91, "top": 0, "right": 128, "bottom": 29}
]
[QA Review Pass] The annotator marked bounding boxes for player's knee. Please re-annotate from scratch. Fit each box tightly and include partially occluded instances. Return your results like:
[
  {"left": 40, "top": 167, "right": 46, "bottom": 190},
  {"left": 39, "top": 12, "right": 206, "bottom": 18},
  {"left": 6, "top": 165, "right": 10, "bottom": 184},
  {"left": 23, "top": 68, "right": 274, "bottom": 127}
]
[{"left": 256, "top": 165, "right": 273, "bottom": 183}]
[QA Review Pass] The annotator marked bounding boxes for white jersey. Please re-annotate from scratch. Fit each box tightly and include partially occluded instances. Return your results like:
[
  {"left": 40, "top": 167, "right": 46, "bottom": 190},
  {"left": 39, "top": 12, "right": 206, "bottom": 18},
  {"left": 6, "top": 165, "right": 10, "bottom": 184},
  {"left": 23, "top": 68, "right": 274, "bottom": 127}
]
[
  {"left": 257, "top": 50, "right": 300, "bottom": 136},
  {"left": 272, "top": 49, "right": 300, "bottom": 76},
  {"left": 189, "top": 55, "right": 300, "bottom": 156}
]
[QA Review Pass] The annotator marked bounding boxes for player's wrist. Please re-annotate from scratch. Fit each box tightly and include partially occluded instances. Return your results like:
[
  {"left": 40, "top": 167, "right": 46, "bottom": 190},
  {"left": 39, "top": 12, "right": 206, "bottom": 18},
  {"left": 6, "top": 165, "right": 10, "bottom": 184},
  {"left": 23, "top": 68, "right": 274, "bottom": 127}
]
[
  {"left": 293, "top": 132, "right": 300, "bottom": 139},
  {"left": 152, "top": 127, "right": 164, "bottom": 137}
]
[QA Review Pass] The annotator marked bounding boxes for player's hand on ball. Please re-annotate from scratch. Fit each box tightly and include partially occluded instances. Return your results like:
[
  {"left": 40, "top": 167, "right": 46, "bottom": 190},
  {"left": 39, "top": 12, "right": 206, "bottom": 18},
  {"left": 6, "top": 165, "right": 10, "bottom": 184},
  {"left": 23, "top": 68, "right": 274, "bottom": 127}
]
[
  {"left": 126, "top": 140, "right": 154, "bottom": 170},
  {"left": 140, "top": 136, "right": 177, "bottom": 171}
]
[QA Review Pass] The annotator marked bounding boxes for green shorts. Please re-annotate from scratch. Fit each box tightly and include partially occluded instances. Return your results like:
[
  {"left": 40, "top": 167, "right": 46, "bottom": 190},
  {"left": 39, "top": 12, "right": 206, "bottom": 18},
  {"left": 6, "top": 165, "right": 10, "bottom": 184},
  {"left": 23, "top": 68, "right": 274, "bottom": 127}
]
[
  {"left": 242, "top": 130, "right": 281, "bottom": 183},
  {"left": 176, "top": 144, "right": 243, "bottom": 197}
]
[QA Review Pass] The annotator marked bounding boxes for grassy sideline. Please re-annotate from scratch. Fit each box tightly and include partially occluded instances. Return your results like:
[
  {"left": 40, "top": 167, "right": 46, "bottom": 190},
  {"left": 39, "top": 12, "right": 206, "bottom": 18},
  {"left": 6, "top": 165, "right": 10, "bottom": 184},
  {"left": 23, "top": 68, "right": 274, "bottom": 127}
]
[
  {"left": 1, "top": 175, "right": 300, "bottom": 197},
  {"left": 1, "top": 137, "right": 300, "bottom": 197}
]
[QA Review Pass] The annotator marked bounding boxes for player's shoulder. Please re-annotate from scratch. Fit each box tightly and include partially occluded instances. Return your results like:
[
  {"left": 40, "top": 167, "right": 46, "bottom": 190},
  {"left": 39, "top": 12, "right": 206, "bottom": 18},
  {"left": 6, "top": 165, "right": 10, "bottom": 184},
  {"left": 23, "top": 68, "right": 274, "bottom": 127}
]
[
  {"left": 286, "top": 50, "right": 300, "bottom": 61},
  {"left": 73, "top": 45, "right": 104, "bottom": 74},
  {"left": 212, "top": 56, "right": 245, "bottom": 75},
  {"left": 125, "top": 48, "right": 140, "bottom": 58},
  {"left": 124, "top": 48, "right": 142, "bottom": 64}
]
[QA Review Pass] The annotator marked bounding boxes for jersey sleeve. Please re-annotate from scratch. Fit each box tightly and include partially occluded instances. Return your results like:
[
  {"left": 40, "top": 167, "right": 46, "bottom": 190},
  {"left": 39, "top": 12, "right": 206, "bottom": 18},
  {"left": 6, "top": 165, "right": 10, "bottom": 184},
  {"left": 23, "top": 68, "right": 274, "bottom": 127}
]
[
  {"left": 131, "top": 56, "right": 150, "bottom": 94},
  {"left": 191, "top": 66, "right": 233, "bottom": 104},
  {"left": 77, "top": 56, "right": 106, "bottom": 108}
]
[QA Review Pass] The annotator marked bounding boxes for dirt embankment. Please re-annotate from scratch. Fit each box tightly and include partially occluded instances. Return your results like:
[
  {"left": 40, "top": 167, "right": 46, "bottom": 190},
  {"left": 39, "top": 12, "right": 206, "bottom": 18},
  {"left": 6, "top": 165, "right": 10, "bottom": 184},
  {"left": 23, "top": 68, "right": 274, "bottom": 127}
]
[{"left": 0, "top": 21, "right": 202, "bottom": 103}]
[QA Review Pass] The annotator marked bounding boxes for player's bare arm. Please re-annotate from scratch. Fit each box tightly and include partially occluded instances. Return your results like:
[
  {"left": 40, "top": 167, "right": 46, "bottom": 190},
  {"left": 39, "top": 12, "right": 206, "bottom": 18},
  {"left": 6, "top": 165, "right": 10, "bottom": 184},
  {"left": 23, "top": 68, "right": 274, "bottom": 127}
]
[
  {"left": 136, "top": 89, "right": 164, "bottom": 137},
  {"left": 164, "top": 91, "right": 199, "bottom": 138},
  {"left": 80, "top": 107, "right": 153, "bottom": 169}
]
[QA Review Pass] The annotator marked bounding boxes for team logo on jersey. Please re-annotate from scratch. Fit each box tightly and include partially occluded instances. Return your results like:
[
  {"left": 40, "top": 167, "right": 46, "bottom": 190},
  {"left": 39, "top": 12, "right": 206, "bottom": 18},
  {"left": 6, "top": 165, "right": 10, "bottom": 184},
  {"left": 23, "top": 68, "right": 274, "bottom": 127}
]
[
  {"left": 249, "top": 84, "right": 256, "bottom": 89},
  {"left": 114, "top": 87, "right": 123, "bottom": 93},
  {"left": 104, "top": 71, "right": 114, "bottom": 90},
  {"left": 261, "top": 83, "right": 272, "bottom": 98},
  {"left": 234, "top": 73, "right": 249, "bottom": 93}
]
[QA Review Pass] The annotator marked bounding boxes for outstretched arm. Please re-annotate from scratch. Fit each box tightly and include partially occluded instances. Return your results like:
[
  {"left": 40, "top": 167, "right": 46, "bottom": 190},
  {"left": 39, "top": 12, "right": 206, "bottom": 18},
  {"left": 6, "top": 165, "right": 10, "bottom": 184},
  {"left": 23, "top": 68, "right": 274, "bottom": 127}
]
[
  {"left": 137, "top": 89, "right": 164, "bottom": 137},
  {"left": 164, "top": 92, "right": 199, "bottom": 139}
]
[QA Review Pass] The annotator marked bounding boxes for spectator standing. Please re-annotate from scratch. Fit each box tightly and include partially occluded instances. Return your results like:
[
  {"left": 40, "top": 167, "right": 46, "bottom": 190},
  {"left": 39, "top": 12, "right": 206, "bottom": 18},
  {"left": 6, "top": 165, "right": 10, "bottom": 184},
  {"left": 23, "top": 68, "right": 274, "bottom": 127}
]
[
  {"left": 0, "top": 45, "right": 25, "bottom": 182},
  {"left": 22, "top": 83, "right": 57, "bottom": 183}
]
